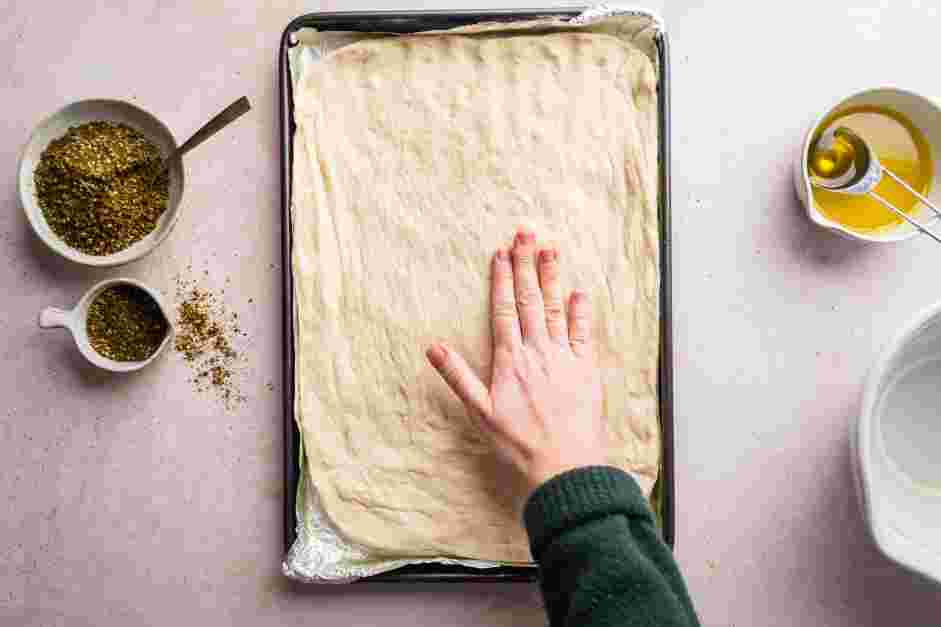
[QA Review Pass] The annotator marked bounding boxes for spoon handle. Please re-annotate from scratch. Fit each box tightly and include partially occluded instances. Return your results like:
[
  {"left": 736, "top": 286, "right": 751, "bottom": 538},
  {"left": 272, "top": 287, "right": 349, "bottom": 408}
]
[
  {"left": 882, "top": 167, "right": 941, "bottom": 221},
  {"left": 870, "top": 191, "right": 941, "bottom": 245},
  {"left": 162, "top": 96, "right": 251, "bottom": 171}
]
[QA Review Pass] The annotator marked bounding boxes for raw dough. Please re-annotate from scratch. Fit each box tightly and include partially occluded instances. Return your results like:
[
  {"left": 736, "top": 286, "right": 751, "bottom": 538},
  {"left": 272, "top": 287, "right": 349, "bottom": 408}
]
[{"left": 292, "top": 31, "right": 660, "bottom": 562}]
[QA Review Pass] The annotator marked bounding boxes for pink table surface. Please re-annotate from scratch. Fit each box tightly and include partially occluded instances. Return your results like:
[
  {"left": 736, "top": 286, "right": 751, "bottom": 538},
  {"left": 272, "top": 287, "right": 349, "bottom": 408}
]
[{"left": 4, "top": 1, "right": 941, "bottom": 625}]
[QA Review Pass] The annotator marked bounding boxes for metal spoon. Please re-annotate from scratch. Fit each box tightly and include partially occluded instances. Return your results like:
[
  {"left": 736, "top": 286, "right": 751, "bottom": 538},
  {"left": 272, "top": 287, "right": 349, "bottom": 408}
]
[
  {"left": 809, "top": 125, "right": 941, "bottom": 244},
  {"left": 153, "top": 96, "right": 252, "bottom": 181}
]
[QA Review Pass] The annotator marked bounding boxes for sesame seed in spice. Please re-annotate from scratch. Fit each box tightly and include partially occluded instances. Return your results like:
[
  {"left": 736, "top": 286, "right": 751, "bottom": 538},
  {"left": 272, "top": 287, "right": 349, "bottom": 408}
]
[
  {"left": 173, "top": 273, "right": 247, "bottom": 409},
  {"left": 34, "top": 121, "right": 169, "bottom": 255}
]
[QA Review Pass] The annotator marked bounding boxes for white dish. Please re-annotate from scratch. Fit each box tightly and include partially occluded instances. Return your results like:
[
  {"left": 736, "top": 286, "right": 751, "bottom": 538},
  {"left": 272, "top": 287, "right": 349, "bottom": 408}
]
[
  {"left": 793, "top": 87, "right": 941, "bottom": 244},
  {"left": 18, "top": 99, "right": 184, "bottom": 267},
  {"left": 38, "top": 278, "right": 174, "bottom": 373},
  {"left": 856, "top": 301, "right": 941, "bottom": 583}
]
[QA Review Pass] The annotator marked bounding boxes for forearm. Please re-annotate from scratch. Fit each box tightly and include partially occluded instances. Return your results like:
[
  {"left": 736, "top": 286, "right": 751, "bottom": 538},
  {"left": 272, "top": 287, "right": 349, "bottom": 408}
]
[{"left": 524, "top": 467, "right": 700, "bottom": 627}]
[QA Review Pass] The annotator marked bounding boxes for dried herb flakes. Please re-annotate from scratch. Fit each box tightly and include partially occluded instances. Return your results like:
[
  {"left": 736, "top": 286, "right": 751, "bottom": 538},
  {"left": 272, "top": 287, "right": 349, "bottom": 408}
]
[
  {"left": 173, "top": 274, "right": 245, "bottom": 408},
  {"left": 86, "top": 285, "right": 168, "bottom": 362},
  {"left": 34, "top": 121, "right": 169, "bottom": 256}
]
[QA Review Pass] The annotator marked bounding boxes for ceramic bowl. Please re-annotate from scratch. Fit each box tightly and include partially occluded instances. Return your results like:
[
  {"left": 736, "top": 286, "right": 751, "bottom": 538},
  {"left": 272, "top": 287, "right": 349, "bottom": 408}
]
[
  {"left": 38, "top": 278, "right": 174, "bottom": 373},
  {"left": 793, "top": 87, "right": 941, "bottom": 243},
  {"left": 855, "top": 301, "right": 941, "bottom": 583},
  {"left": 18, "top": 99, "right": 184, "bottom": 267}
]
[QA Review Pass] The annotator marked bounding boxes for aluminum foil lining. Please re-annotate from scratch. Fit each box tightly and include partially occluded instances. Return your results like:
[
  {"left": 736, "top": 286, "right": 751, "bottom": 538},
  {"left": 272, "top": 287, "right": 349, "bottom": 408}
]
[{"left": 284, "top": 4, "right": 663, "bottom": 583}]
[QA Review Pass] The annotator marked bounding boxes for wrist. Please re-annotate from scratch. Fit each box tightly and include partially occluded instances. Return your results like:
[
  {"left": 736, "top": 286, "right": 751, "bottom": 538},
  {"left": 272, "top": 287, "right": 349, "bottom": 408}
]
[
  {"left": 522, "top": 466, "right": 649, "bottom": 559},
  {"left": 526, "top": 459, "right": 594, "bottom": 494}
]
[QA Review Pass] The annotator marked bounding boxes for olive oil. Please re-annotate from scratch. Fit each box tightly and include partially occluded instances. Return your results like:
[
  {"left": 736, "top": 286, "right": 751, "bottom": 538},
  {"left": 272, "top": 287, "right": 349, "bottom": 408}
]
[{"left": 809, "top": 106, "right": 933, "bottom": 232}]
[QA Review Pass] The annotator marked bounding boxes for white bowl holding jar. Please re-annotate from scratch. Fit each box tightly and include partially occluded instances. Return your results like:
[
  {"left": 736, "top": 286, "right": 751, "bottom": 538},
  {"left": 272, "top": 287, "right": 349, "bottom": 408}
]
[{"left": 17, "top": 99, "right": 184, "bottom": 267}]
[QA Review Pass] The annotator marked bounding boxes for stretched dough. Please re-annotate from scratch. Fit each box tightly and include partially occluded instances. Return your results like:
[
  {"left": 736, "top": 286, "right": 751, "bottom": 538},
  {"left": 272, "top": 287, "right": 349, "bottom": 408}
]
[{"left": 292, "top": 31, "right": 660, "bottom": 562}]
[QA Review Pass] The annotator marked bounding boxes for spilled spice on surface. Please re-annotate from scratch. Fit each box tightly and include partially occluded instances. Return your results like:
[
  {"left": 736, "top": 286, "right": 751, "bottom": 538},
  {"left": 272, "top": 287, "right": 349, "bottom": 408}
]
[
  {"left": 173, "top": 271, "right": 246, "bottom": 408},
  {"left": 34, "top": 121, "right": 169, "bottom": 255},
  {"left": 86, "top": 284, "right": 169, "bottom": 362}
]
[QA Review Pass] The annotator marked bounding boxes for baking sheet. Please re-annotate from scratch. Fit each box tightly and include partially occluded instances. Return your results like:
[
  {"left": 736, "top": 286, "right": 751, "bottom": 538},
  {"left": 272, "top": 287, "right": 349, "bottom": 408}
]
[{"left": 279, "top": 6, "right": 673, "bottom": 583}]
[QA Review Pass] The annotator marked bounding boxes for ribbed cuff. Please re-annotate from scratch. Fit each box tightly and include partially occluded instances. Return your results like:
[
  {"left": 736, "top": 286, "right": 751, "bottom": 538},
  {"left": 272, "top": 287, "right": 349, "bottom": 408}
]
[{"left": 523, "top": 466, "right": 650, "bottom": 559}]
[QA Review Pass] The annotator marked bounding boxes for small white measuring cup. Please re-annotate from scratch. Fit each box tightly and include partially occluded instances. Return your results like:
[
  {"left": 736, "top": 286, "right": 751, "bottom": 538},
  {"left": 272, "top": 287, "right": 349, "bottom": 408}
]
[{"left": 38, "top": 278, "right": 174, "bottom": 372}]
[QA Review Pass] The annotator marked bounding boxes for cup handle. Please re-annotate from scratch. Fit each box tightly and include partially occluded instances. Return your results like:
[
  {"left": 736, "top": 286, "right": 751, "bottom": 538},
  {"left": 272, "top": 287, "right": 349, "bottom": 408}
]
[{"left": 39, "top": 307, "right": 73, "bottom": 330}]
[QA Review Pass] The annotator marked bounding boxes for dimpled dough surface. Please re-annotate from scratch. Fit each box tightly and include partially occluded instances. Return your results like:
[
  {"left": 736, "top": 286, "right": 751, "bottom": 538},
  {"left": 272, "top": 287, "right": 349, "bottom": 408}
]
[{"left": 292, "top": 31, "right": 660, "bottom": 562}]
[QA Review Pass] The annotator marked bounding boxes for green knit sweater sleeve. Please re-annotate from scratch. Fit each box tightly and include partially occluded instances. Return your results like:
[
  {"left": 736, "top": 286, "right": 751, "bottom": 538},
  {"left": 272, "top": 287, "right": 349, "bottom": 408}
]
[{"left": 523, "top": 466, "right": 700, "bottom": 627}]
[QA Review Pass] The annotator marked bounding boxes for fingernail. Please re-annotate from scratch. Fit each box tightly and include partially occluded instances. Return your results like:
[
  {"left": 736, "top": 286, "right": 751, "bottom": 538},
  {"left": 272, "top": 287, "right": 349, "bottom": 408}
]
[
  {"left": 572, "top": 289, "right": 587, "bottom": 302},
  {"left": 516, "top": 229, "right": 534, "bottom": 245},
  {"left": 426, "top": 343, "right": 447, "bottom": 365}
]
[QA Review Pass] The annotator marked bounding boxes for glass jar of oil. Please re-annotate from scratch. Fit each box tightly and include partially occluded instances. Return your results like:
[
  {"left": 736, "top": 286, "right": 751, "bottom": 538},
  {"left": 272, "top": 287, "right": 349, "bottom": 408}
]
[{"left": 808, "top": 106, "right": 933, "bottom": 232}]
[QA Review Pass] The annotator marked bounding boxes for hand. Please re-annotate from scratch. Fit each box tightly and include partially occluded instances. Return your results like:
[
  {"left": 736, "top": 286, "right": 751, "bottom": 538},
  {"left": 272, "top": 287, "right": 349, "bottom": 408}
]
[{"left": 426, "top": 229, "right": 606, "bottom": 493}]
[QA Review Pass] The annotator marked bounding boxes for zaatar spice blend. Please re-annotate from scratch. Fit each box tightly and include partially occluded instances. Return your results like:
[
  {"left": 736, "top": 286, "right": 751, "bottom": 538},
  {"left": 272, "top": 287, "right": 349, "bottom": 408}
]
[
  {"left": 87, "top": 285, "right": 169, "bottom": 362},
  {"left": 173, "top": 274, "right": 246, "bottom": 408},
  {"left": 34, "top": 121, "right": 169, "bottom": 255}
]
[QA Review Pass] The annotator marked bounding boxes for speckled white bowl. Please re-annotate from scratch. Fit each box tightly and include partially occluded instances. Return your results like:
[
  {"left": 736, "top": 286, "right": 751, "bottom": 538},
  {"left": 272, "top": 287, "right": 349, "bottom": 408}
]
[
  {"left": 38, "top": 278, "right": 174, "bottom": 373},
  {"left": 794, "top": 87, "right": 941, "bottom": 243},
  {"left": 18, "top": 99, "right": 184, "bottom": 267}
]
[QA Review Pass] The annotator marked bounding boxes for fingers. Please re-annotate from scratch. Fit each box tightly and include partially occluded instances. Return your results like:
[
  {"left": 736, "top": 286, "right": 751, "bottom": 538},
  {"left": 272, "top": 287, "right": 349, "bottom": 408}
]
[
  {"left": 538, "top": 248, "right": 567, "bottom": 343},
  {"left": 491, "top": 248, "right": 522, "bottom": 353},
  {"left": 567, "top": 290, "right": 593, "bottom": 358},
  {"left": 511, "top": 230, "right": 549, "bottom": 345},
  {"left": 426, "top": 343, "right": 493, "bottom": 419}
]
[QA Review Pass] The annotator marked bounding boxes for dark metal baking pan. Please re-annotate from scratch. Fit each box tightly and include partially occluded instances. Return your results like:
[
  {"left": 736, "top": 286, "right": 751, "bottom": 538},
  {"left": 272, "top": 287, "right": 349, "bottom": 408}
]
[{"left": 279, "top": 8, "right": 673, "bottom": 583}]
